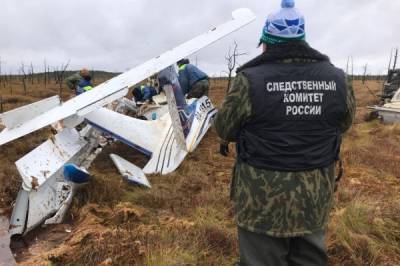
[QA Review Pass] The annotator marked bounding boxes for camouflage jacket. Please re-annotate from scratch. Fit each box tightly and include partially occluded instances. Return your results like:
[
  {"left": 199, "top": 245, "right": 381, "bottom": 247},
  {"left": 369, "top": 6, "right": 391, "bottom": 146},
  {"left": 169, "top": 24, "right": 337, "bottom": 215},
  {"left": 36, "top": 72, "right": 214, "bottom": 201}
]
[
  {"left": 65, "top": 72, "right": 82, "bottom": 90},
  {"left": 214, "top": 55, "right": 355, "bottom": 237}
]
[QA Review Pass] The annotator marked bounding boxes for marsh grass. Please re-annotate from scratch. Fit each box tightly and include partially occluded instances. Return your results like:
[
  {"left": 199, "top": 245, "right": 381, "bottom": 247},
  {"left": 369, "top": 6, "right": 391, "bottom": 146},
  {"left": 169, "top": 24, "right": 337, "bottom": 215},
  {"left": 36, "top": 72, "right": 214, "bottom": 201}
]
[{"left": 2, "top": 79, "right": 400, "bottom": 265}]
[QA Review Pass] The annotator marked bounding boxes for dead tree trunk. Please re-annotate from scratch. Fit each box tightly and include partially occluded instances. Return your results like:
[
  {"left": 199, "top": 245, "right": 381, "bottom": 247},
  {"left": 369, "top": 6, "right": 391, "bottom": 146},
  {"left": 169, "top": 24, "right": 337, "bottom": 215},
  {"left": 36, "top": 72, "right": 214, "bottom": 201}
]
[
  {"left": 225, "top": 41, "right": 246, "bottom": 93},
  {"left": 30, "top": 62, "right": 34, "bottom": 85},
  {"left": 20, "top": 63, "right": 28, "bottom": 95},
  {"left": 55, "top": 60, "right": 70, "bottom": 96},
  {"left": 9, "top": 72, "right": 13, "bottom": 95},
  {"left": 393, "top": 48, "right": 398, "bottom": 70},
  {"left": 44, "top": 59, "right": 47, "bottom": 89},
  {"left": 362, "top": 63, "right": 368, "bottom": 84}
]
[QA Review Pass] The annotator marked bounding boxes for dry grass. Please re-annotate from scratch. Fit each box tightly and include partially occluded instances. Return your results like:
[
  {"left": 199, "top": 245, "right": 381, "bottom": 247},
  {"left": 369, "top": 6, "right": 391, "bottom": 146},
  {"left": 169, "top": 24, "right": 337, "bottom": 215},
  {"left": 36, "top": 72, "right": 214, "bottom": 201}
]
[
  {"left": 1, "top": 78, "right": 400, "bottom": 265},
  {"left": 327, "top": 80, "right": 400, "bottom": 266}
]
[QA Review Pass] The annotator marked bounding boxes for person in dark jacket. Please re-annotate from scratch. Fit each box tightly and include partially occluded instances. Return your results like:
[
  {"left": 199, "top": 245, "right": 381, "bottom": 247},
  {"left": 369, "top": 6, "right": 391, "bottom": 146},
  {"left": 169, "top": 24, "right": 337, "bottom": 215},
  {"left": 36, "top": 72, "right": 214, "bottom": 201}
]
[
  {"left": 177, "top": 59, "right": 209, "bottom": 99},
  {"left": 214, "top": 0, "right": 356, "bottom": 265},
  {"left": 132, "top": 85, "right": 158, "bottom": 103}
]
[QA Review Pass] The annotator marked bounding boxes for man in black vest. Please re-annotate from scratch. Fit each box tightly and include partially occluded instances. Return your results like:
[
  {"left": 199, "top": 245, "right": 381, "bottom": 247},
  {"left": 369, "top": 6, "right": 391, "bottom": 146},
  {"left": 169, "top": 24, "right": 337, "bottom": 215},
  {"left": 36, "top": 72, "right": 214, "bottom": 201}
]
[{"left": 214, "top": 0, "right": 356, "bottom": 265}]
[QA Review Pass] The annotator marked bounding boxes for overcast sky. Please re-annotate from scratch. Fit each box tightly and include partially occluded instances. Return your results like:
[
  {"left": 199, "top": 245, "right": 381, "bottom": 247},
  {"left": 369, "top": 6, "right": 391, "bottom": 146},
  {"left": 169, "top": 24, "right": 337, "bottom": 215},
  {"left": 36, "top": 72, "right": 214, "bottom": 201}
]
[{"left": 1, "top": 0, "right": 399, "bottom": 76}]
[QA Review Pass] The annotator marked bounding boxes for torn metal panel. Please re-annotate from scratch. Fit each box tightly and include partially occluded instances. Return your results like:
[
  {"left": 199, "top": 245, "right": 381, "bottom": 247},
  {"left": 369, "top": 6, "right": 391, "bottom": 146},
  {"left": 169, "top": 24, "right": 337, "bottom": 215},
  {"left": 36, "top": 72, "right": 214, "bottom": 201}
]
[
  {"left": 15, "top": 128, "right": 88, "bottom": 191},
  {"left": 110, "top": 154, "right": 151, "bottom": 188},
  {"left": 10, "top": 126, "right": 102, "bottom": 236},
  {"left": 25, "top": 179, "right": 71, "bottom": 233},
  {"left": 45, "top": 181, "right": 87, "bottom": 225},
  {"left": 9, "top": 190, "right": 29, "bottom": 236}
]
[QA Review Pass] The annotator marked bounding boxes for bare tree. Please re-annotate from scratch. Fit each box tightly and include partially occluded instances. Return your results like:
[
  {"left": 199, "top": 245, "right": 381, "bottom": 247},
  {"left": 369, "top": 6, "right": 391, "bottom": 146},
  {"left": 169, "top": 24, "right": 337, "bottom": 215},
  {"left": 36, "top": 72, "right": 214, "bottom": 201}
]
[
  {"left": 393, "top": 48, "right": 398, "bottom": 70},
  {"left": 20, "top": 62, "right": 28, "bottom": 95},
  {"left": 351, "top": 56, "right": 354, "bottom": 81},
  {"left": 346, "top": 56, "right": 354, "bottom": 82},
  {"left": 387, "top": 48, "right": 394, "bottom": 73},
  {"left": 43, "top": 59, "right": 48, "bottom": 89},
  {"left": 8, "top": 71, "right": 13, "bottom": 95},
  {"left": 362, "top": 63, "right": 368, "bottom": 84},
  {"left": 55, "top": 60, "right": 70, "bottom": 96},
  {"left": 30, "top": 62, "right": 34, "bottom": 85},
  {"left": 224, "top": 41, "right": 247, "bottom": 93}
]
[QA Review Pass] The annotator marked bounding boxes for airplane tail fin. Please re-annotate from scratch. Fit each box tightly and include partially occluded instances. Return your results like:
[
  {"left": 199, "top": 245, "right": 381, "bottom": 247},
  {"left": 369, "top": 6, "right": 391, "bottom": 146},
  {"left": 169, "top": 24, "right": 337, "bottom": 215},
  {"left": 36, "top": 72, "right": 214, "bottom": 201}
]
[{"left": 158, "top": 65, "right": 217, "bottom": 152}]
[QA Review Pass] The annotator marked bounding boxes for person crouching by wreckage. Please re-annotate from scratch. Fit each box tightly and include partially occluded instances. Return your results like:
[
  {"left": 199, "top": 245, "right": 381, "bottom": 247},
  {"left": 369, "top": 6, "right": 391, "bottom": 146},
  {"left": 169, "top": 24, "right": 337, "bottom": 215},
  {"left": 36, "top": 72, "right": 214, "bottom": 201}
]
[
  {"left": 177, "top": 58, "right": 209, "bottom": 99},
  {"left": 65, "top": 68, "right": 93, "bottom": 96},
  {"left": 132, "top": 84, "right": 158, "bottom": 104},
  {"left": 214, "top": 0, "right": 356, "bottom": 265}
]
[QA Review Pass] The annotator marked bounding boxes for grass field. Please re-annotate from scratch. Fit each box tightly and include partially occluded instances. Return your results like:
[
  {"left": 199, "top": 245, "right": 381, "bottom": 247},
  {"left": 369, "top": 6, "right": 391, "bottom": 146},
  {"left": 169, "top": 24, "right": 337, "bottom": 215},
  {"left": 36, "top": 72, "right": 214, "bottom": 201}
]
[{"left": 0, "top": 77, "right": 399, "bottom": 265}]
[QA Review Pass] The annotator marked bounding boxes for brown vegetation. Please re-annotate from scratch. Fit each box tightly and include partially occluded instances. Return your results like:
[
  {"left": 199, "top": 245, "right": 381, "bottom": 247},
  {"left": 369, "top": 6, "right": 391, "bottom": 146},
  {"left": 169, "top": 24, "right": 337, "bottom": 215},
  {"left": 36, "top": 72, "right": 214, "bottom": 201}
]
[{"left": 0, "top": 78, "right": 399, "bottom": 265}]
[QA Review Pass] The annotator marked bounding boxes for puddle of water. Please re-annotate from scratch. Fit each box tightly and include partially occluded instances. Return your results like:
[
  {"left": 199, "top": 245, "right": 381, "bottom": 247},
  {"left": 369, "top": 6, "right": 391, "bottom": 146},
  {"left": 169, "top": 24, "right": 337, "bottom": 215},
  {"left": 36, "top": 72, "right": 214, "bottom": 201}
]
[{"left": 0, "top": 210, "right": 16, "bottom": 266}]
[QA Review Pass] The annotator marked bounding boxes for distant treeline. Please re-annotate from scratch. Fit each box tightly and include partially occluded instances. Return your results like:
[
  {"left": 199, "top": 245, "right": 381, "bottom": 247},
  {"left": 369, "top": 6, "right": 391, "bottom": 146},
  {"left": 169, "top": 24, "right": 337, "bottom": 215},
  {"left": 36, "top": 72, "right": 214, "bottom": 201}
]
[
  {"left": 351, "top": 75, "right": 387, "bottom": 81},
  {"left": 0, "top": 72, "right": 388, "bottom": 91},
  {"left": 0, "top": 70, "right": 122, "bottom": 97},
  {"left": 0, "top": 70, "right": 121, "bottom": 81}
]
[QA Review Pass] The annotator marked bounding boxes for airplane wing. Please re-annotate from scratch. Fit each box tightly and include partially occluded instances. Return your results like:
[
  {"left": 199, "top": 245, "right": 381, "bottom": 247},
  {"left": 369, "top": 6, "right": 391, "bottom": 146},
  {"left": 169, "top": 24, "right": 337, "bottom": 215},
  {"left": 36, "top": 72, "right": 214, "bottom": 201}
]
[{"left": 0, "top": 8, "right": 256, "bottom": 146}]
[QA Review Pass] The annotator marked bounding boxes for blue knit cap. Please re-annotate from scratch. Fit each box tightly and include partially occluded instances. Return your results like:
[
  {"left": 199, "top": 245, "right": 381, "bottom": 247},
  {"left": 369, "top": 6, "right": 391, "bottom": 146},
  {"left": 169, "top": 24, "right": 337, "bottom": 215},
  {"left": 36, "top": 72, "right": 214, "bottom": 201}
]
[{"left": 260, "top": 0, "right": 305, "bottom": 45}]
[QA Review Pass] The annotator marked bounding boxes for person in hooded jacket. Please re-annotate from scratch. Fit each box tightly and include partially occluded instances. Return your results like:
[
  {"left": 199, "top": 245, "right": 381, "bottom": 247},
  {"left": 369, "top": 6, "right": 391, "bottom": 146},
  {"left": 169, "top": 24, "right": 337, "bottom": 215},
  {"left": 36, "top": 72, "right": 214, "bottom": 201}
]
[
  {"left": 65, "top": 68, "right": 93, "bottom": 95},
  {"left": 214, "top": 0, "right": 356, "bottom": 265},
  {"left": 177, "top": 58, "right": 209, "bottom": 99}
]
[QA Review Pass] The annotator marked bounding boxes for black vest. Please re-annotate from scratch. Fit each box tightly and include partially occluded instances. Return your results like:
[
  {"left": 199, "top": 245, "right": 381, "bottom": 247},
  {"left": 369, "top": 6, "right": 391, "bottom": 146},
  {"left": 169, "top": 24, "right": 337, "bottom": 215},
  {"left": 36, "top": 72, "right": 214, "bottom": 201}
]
[{"left": 238, "top": 59, "right": 347, "bottom": 171}]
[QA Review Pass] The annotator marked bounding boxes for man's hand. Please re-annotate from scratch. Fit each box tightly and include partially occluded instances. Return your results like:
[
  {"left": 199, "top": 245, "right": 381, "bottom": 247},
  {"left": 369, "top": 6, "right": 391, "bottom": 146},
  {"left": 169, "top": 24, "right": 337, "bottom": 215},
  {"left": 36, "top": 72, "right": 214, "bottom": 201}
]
[{"left": 219, "top": 143, "right": 230, "bottom": 157}]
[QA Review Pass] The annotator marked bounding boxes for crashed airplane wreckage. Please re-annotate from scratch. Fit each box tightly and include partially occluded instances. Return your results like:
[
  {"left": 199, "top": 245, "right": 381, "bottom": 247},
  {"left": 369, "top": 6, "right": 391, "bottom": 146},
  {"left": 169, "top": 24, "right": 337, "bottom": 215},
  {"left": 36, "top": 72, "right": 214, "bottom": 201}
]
[
  {"left": 371, "top": 88, "right": 400, "bottom": 123},
  {"left": 0, "top": 9, "right": 255, "bottom": 236}
]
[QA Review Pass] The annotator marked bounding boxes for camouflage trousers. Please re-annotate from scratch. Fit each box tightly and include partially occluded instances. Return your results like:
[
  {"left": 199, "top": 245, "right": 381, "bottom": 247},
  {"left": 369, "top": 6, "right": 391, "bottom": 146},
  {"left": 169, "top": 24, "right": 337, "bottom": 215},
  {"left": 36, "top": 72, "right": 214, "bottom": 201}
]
[
  {"left": 187, "top": 79, "right": 209, "bottom": 99},
  {"left": 237, "top": 226, "right": 327, "bottom": 266}
]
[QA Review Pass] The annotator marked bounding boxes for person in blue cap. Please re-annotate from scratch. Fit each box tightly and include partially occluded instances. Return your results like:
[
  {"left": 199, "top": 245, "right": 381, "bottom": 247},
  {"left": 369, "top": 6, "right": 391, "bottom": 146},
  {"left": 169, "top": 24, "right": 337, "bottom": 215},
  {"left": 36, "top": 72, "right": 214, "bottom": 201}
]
[{"left": 214, "top": 0, "right": 356, "bottom": 265}]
